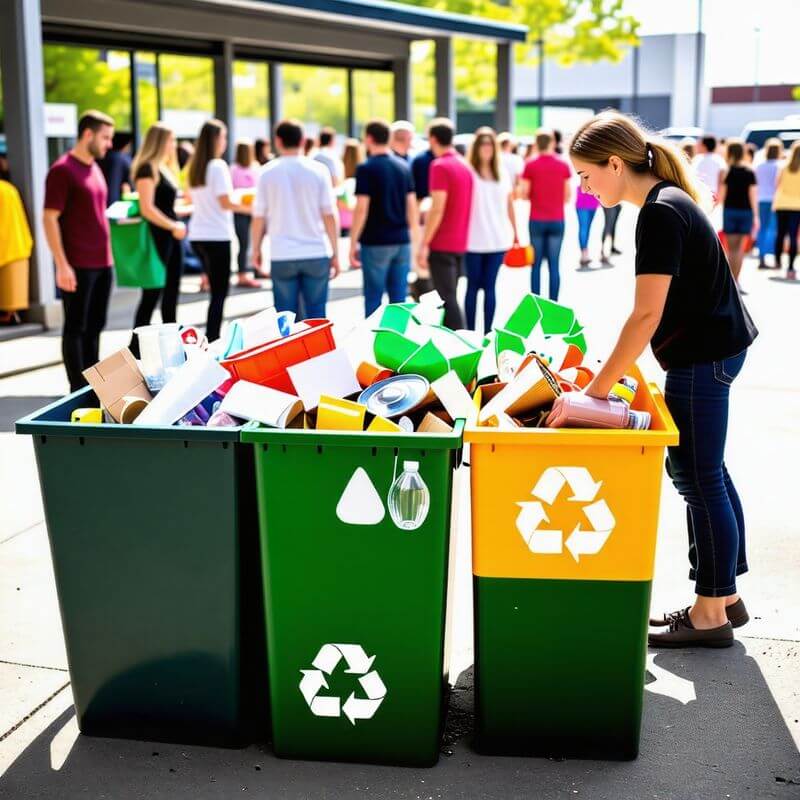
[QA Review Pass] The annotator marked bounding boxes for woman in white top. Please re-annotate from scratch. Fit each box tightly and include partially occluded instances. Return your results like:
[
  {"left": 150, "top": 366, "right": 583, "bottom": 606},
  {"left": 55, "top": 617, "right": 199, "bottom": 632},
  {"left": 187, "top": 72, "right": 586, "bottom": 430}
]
[
  {"left": 465, "top": 127, "right": 518, "bottom": 333},
  {"left": 186, "top": 119, "right": 251, "bottom": 342}
]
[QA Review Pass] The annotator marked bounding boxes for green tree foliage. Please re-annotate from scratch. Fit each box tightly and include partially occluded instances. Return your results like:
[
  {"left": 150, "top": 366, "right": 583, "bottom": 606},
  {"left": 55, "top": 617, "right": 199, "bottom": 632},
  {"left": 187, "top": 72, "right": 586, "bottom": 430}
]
[
  {"left": 399, "top": 0, "right": 640, "bottom": 108},
  {"left": 43, "top": 46, "right": 132, "bottom": 129}
]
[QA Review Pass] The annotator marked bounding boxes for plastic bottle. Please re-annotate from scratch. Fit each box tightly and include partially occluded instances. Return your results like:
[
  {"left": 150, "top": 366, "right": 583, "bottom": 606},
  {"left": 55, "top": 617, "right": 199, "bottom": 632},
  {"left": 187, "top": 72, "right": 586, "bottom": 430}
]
[{"left": 387, "top": 461, "right": 430, "bottom": 531}]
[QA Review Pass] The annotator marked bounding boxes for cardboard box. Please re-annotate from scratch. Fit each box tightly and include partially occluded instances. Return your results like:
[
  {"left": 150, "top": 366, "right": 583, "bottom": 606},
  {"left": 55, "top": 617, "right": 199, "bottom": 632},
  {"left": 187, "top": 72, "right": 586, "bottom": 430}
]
[
  {"left": 417, "top": 412, "right": 454, "bottom": 434},
  {"left": 82, "top": 349, "right": 152, "bottom": 423}
]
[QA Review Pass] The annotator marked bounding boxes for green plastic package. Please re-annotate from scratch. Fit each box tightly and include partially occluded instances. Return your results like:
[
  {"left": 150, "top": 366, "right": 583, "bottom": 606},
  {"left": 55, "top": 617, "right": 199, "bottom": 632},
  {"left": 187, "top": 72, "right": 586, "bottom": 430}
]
[{"left": 373, "top": 303, "right": 482, "bottom": 385}]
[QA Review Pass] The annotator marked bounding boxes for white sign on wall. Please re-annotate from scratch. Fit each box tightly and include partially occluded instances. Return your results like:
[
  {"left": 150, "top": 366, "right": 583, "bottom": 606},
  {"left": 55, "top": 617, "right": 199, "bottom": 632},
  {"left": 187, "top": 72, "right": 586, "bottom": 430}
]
[{"left": 45, "top": 103, "right": 78, "bottom": 138}]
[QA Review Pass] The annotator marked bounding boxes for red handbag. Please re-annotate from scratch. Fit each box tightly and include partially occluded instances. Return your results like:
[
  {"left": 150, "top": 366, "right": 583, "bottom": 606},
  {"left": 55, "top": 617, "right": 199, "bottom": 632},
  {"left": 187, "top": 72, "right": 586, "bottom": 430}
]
[{"left": 504, "top": 241, "right": 534, "bottom": 268}]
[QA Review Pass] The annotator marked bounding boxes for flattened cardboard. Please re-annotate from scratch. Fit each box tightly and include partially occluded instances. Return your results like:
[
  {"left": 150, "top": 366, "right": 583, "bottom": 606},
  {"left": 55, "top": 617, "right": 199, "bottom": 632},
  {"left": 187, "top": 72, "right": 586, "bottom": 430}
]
[
  {"left": 431, "top": 370, "right": 477, "bottom": 426},
  {"left": 286, "top": 349, "right": 361, "bottom": 411},
  {"left": 82, "top": 348, "right": 152, "bottom": 423},
  {"left": 477, "top": 356, "right": 561, "bottom": 426}
]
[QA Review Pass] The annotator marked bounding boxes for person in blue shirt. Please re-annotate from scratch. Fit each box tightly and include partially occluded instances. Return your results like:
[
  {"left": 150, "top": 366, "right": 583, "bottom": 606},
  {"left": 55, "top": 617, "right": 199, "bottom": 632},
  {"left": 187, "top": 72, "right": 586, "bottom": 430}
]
[{"left": 349, "top": 119, "right": 419, "bottom": 317}]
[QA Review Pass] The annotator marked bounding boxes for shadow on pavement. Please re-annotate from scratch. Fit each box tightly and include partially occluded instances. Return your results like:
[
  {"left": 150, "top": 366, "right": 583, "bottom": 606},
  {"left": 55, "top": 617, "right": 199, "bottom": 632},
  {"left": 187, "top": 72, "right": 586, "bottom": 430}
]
[
  {"left": 1, "top": 642, "right": 798, "bottom": 799},
  {"left": 0, "top": 397, "right": 60, "bottom": 432}
]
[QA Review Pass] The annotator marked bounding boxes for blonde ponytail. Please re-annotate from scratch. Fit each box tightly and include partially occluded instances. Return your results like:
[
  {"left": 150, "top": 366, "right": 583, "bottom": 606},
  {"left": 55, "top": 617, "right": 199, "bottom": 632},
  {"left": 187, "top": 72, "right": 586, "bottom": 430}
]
[
  {"left": 570, "top": 111, "right": 703, "bottom": 206},
  {"left": 647, "top": 139, "right": 701, "bottom": 204}
]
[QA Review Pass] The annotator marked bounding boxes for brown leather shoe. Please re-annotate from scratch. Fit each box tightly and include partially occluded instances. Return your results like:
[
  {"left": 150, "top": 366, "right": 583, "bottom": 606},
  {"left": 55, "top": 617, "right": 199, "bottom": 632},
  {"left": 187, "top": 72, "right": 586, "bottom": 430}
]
[
  {"left": 648, "top": 609, "right": 733, "bottom": 648},
  {"left": 650, "top": 598, "right": 749, "bottom": 629}
]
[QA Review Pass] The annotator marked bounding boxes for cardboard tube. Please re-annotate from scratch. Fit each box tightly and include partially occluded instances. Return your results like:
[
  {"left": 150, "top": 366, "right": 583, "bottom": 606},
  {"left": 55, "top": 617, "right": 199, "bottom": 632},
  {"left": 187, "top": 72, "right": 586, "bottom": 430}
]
[{"left": 119, "top": 396, "right": 149, "bottom": 424}]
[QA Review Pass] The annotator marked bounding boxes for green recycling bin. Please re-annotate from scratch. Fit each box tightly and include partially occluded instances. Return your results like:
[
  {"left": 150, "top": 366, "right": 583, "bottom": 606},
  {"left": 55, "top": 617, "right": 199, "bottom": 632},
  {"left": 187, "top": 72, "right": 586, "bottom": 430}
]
[
  {"left": 16, "top": 388, "right": 267, "bottom": 747},
  {"left": 241, "top": 421, "right": 464, "bottom": 766}
]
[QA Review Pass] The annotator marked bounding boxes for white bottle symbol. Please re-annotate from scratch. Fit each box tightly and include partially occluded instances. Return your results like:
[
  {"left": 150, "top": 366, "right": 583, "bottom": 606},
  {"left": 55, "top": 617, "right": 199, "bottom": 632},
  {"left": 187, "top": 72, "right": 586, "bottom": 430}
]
[{"left": 387, "top": 461, "right": 430, "bottom": 531}]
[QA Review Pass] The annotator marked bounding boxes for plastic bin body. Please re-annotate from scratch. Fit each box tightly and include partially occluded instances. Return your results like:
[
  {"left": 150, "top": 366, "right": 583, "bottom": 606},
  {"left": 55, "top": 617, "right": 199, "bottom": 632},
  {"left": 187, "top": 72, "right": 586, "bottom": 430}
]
[
  {"left": 241, "top": 422, "right": 464, "bottom": 766},
  {"left": 221, "top": 319, "right": 335, "bottom": 392},
  {"left": 16, "top": 389, "right": 267, "bottom": 747},
  {"left": 465, "top": 368, "right": 678, "bottom": 759}
]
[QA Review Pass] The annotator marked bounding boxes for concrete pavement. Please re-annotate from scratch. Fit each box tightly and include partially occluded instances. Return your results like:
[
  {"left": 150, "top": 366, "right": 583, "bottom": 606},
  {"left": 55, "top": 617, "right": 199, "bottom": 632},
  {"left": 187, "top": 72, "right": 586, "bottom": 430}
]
[{"left": 1, "top": 210, "right": 798, "bottom": 799}]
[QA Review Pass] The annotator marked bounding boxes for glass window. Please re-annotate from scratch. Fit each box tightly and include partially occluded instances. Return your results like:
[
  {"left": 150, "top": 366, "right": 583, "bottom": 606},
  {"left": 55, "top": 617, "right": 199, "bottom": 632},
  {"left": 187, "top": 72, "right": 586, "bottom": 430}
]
[
  {"left": 234, "top": 60, "right": 270, "bottom": 142},
  {"left": 352, "top": 70, "right": 394, "bottom": 135},
  {"left": 134, "top": 52, "right": 158, "bottom": 134},
  {"left": 411, "top": 40, "right": 435, "bottom": 134},
  {"left": 43, "top": 45, "right": 132, "bottom": 131},
  {"left": 159, "top": 54, "right": 214, "bottom": 139},
  {"left": 283, "top": 64, "right": 348, "bottom": 140}
]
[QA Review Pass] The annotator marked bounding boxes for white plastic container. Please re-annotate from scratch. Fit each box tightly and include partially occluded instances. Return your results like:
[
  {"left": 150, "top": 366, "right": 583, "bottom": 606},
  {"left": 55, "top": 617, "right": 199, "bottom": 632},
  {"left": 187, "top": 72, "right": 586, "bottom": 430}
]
[{"left": 134, "top": 323, "right": 186, "bottom": 392}]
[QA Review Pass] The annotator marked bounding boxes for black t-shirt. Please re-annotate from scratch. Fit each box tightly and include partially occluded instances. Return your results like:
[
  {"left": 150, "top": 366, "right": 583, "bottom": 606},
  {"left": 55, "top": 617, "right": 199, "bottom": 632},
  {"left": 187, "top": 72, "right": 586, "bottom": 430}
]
[
  {"left": 635, "top": 181, "right": 758, "bottom": 370},
  {"left": 723, "top": 165, "right": 756, "bottom": 210},
  {"left": 134, "top": 162, "right": 178, "bottom": 264},
  {"left": 412, "top": 149, "right": 435, "bottom": 200},
  {"left": 355, "top": 154, "right": 415, "bottom": 246}
]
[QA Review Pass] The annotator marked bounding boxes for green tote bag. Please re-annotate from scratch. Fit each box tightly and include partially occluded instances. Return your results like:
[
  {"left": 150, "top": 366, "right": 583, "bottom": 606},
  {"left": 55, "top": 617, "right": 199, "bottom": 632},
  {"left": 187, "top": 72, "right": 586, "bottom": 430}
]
[{"left": 110, "top": 203, "right": 167, "bottom": 289}]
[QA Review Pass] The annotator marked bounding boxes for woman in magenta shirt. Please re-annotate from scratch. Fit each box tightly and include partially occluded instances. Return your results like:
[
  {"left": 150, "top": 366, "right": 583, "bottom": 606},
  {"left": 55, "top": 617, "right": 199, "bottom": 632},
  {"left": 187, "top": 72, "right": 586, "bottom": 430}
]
[
  {"left": 576, "top": 187, "right": 600, "bottom": 267},
  {"left": 230, "top": 140, "right": 261, "bottom": 286}
]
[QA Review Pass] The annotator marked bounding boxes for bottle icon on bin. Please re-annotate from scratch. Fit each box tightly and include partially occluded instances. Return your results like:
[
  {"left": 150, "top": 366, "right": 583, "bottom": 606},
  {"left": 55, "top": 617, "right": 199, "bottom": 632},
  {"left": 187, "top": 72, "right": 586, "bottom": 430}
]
[{"left": 388, "top": 461, "right": 430, "bottom": 531}]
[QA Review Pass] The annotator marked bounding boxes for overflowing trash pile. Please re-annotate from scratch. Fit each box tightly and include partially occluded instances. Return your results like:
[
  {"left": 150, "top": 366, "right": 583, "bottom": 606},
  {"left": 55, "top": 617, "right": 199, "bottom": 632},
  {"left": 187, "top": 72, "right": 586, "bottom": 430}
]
[{"left": 72, "top": 290, "right": 649, "bottom": 433}]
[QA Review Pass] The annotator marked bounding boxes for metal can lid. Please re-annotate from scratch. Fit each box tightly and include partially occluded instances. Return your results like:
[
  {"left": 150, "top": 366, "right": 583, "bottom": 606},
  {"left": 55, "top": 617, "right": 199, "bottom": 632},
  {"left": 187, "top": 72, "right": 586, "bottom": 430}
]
[{"left": 358, "top": 374, "right": 430, "bottom": 418}]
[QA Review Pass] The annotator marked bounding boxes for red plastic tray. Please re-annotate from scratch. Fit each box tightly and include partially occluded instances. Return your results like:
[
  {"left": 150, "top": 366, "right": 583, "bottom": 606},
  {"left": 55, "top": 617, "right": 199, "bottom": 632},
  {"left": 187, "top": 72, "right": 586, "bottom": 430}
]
[{"left": 221, "top": 319, "right": 335, "bottom": 394}]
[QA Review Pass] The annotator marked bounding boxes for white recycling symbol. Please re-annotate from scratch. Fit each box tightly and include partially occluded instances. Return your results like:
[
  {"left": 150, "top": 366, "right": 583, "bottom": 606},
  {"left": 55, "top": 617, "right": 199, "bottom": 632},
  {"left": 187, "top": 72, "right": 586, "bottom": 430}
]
[
  {"left": 299, "top": 643, "right": 387, "bottom": 725},
  {"left": 516, "top": 466, "right": 616, "bottom": 562}
]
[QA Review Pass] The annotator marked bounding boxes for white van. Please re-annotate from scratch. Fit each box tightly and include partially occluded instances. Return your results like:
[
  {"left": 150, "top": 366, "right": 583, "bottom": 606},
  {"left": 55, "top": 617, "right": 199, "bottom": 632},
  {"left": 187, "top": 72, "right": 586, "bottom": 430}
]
[{"left": 740, "top": 118, "right": 800, "bottom": 149}]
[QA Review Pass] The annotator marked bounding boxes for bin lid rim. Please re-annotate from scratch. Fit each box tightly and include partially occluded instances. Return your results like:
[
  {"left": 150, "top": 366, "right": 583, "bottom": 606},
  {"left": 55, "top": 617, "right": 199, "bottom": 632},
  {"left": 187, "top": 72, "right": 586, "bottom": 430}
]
[
  {"left": 15, "top": 387, "right": 242, "bottom": 442},
  {"left": 240, "top": 417, "right": 465, "bottom": 448}
]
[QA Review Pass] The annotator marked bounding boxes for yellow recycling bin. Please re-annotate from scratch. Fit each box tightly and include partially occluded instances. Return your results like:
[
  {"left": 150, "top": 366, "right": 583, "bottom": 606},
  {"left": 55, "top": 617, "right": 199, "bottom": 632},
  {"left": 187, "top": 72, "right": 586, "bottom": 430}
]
[{"left": 465, "top": 365, "right": 679, "bottom": 759}]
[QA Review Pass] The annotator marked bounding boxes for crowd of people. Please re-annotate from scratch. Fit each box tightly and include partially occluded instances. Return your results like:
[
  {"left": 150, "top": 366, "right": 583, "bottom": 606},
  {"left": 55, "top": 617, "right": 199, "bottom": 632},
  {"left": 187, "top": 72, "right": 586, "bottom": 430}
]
[
  {"left": 687, "top": 133, "right": 800, "bottom": 284},
  {"left": 41, "top": 108, "right": 799, "bottom": 392}
]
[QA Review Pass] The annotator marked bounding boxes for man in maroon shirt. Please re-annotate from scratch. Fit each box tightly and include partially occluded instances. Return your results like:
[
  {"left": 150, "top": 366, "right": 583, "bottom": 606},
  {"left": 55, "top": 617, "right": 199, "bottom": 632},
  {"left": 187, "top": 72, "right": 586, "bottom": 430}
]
[{"left": 44, "top": 110, "right": 115, "bottom": 391}]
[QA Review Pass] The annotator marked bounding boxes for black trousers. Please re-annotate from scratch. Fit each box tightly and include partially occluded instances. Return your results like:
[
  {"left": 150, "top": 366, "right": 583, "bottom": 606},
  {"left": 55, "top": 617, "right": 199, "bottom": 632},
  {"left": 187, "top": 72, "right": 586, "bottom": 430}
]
[
  {"left": 775, "top": 210, "right": 800, "bottom": 269},
  {"left": 131, "top": 240, "right": 185, "bottom": 356},
  {"left": 62, "top": 267, "right": 113, "bottom": 392},
  {"left": 233, "top": 213, "right": 252, "bottom": 274},
  {"left": 429, "top": 250, "right": 465, "bottom": 330},
  {"left": 191, "top": 240, "right": 231, "bottom": 342},
  {"left": 602, "top": 204, "right": 621, "bottom": 244}
]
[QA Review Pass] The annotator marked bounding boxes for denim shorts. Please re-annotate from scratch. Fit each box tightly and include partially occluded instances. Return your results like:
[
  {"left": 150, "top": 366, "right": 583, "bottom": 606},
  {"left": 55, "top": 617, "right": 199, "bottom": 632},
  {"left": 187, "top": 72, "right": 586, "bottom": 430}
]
[{"left": 723, "top": 208, "right": 753, "bottom": 235}]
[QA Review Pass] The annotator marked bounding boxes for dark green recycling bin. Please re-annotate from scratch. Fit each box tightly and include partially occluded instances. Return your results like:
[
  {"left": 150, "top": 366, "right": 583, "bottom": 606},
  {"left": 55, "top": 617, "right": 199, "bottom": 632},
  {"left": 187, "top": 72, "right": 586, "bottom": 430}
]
[
  {"left": 16, "top": 388, "right": 267, "bottom": 747},
  {"left": 241, "top": 421, "right": 464, "bottom": 766}
]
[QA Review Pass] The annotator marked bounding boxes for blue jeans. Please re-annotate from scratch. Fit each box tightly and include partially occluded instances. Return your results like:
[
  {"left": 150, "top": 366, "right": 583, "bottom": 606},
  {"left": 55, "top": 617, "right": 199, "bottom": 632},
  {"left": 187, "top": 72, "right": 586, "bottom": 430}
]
[
  {"left": 465, "top": 250, "right": 504, "bottom": 333},
  {"left": 360, "top": 243, "right": 411, "bottom": 317},
  {"left": 529, "top": 220, "right": 565, "bottom": 301},
  {"left": 576, "top": 207, "right": 596, "bottom": 250},
  {"left": 756, "top": 201, "right": 776, "bottom": 258},
  {"left": 723, "top": 208, "right": 753, "bottom": 235},
  {"left": 271, "top": 256, "right": 331, "bottom": 320},
  {"left": 664, "top": 349, "right": 749, "bottom": 597}
]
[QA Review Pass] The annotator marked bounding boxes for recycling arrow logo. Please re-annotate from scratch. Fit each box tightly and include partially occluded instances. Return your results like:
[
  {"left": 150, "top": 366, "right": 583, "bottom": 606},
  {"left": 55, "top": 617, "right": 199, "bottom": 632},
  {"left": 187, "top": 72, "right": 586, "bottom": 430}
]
[
  {"left": 516, "top": 466, "right": 615, "bottom": 562},
  {"left": 299, "top": 643, "right": 387, "bottom": 725}
]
